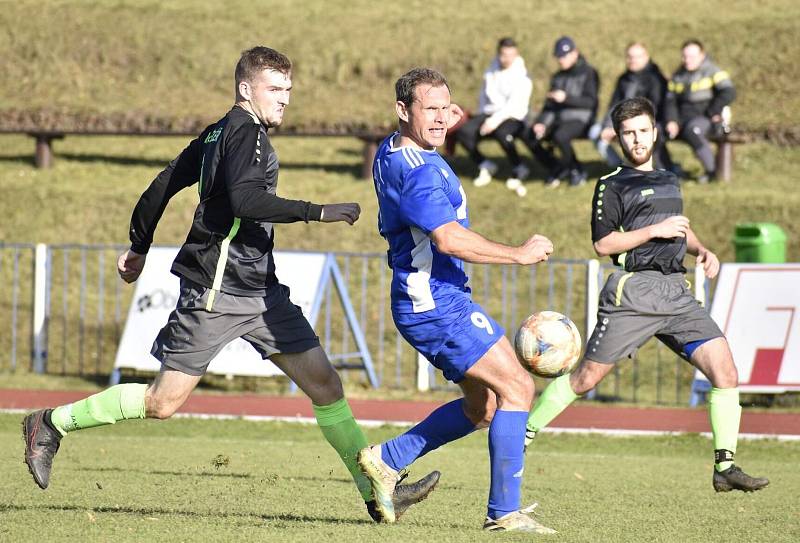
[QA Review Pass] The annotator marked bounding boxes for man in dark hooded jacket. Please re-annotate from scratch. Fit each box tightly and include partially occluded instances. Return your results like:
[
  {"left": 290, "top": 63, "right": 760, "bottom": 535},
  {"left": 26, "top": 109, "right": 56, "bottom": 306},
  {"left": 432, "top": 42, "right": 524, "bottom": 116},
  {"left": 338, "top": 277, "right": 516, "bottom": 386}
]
[
  {"left": 590, "top": 42, "right": 672, "bottom": 170},
  {"left": 523, "top": 36, "right": 599, "bottom": 187}
]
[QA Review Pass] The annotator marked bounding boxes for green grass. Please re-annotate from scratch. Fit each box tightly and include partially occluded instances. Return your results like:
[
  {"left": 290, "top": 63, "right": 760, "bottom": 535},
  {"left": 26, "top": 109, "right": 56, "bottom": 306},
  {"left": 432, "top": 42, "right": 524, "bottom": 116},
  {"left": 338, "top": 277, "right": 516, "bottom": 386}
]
[
  {"left": 1, "top": 134, "right": 799, "bottom": 261},
  {"left": 1, "top": 414, "right": 798, "bottom": 542},
  {"left": 1, "top": 133, "right": 799, "bottom": 401},
  {"left": 1, "top": 0, "right": 798, "bottom": 133}
]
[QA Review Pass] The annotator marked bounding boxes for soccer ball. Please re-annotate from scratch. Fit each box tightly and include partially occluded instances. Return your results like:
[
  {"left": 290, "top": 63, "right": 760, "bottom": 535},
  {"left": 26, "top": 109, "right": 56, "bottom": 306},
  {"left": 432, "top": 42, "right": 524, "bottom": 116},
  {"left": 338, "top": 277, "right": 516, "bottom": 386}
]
[{"left": 514, "top": 311, "right": 582, "bottom": 378}]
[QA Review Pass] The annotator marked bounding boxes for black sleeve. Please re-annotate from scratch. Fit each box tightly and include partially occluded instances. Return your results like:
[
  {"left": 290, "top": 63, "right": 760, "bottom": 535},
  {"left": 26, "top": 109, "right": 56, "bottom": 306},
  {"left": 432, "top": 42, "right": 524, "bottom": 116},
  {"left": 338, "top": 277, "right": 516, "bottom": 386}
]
[
  {"left": 129, "top": 138, "right": 201, "bottom": 254},
  {"left": 708, "top": 81, "right": 736, "bottom": 118},
  {"left": 650, "top": 71, "right": 668, "bottom": 121},
  {"left": 223, "top": 124, "right": 323, "bottom": 223},
  {"left": 534, "top": 75, "right": 559, "bottom": 124},
  {"left": 664, "top": 77, "right": 679, "bottom": 124},
  {"left": 562, "top": 68, "right": 599, "bottom": 110},
  {"left": 591, "top": 179, "right": 623, "bottom": 243}
]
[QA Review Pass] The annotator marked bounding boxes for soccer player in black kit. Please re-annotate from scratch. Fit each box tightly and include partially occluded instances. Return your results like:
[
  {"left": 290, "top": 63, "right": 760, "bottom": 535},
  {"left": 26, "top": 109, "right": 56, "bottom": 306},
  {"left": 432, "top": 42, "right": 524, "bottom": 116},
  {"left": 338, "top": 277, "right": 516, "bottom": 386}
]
[
  {"left": 524, "top": 97, "right": 768, "bottom": 493},
  {"left": 21, "top": 46, "right": 437, "bottom": 522}
]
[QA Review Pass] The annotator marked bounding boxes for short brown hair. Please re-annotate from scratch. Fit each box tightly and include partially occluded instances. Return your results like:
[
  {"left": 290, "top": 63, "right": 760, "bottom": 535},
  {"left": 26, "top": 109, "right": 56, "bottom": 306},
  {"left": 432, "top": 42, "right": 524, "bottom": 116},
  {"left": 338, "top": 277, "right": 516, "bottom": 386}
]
[
  {"left": 395, "top": 68, "right": 449, "bottom": 107},
  {"left": 235, "top": 46, "right": 292, "bottom": 86},
  {"left": 611, "top": 97, "right": 655, "bottom": 135}
]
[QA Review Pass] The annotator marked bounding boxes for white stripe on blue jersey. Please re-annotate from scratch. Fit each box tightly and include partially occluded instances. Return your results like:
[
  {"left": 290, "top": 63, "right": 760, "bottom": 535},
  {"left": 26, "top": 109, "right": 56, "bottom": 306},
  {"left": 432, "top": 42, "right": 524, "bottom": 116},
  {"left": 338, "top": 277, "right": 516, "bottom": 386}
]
[{"left": 372, "top": 133, "right": 470, "bottom": 314}]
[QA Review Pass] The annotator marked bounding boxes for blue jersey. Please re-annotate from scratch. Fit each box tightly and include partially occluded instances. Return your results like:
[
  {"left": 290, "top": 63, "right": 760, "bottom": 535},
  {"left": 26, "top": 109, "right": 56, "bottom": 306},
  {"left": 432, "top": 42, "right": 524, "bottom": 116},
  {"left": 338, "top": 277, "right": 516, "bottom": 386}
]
[{"left": 372, "top": 133, "right": 470, "bottom": 314}]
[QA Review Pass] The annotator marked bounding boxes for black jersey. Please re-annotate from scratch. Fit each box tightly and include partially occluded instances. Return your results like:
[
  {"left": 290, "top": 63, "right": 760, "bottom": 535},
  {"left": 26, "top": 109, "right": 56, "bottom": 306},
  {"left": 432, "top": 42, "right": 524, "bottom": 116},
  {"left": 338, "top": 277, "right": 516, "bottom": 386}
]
[
  {"left": 591, "top": 166, "right": 686, "bottom": 274},
  {"left": 129, "top": 106, "right": 323, "bottom": 296}
]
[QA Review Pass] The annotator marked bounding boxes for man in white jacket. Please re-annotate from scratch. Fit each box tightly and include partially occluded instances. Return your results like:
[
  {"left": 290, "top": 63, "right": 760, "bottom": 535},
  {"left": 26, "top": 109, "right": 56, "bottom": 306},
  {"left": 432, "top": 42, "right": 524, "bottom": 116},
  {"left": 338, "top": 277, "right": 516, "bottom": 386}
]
[{"left": 455, "top": 37, "right": 533, "bottom": 197}]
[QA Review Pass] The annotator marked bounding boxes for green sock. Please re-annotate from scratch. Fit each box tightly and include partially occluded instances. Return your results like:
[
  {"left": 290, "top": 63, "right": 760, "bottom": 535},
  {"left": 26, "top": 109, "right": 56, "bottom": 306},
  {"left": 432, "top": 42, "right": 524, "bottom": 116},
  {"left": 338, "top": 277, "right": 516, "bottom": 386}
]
[
  {"left": 527, "top": 374, "right": 579, "bottom": 432},
  {"left": 313, "top": 398, "right": 372, "bottom": 502},
  {"left": 50, "top": 383, "right": 147, "bottom": 436},
  {"left": 708, "top": 387, "right": 741, "bottom": 472}
]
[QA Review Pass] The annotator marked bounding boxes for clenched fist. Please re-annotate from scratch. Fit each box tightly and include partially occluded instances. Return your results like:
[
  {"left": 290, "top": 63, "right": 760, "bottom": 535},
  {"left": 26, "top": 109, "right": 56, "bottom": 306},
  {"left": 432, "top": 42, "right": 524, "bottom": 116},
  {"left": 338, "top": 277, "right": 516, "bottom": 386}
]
[
  {"left": 321, "top": 203, "right": 361, "bottom": 225},
  {"left": 516, "top": 234, "right": 554, "bottom": 265}
]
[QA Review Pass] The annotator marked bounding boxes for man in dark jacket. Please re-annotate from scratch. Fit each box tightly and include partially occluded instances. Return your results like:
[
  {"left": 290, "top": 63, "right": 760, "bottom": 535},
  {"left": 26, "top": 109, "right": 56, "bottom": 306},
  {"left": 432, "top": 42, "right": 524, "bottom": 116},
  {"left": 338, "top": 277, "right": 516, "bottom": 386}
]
[
  {"left": 590, "top": 42, "right": 673, "bottom": 170},
  {"left": 523, "top": 36, "right": 599, "bottom": 187},
  {"left": 665, "top": 39, "right": 735, "bottom": 182},
  {"left": 21, "top": 46, "right": 437, "bottom": 524}
]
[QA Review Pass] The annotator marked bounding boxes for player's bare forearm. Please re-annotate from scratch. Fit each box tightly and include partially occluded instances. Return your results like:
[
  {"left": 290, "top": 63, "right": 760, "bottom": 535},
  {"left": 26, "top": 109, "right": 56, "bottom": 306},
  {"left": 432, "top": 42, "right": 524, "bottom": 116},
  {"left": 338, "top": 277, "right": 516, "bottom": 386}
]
[
  {"left": 595, "top": 215, "right": 690, "bottom": 257},
  {"left": 432, "top": 223, "right": 520, "bottom": 264},
  {"left": 686, "top": 227, "right": 720, "bottom": 278},
  {"left": 685, "top": 227, "right": 704, "bottom": 256},
  {"left": 431, "top": 222, "right": 552, "bottom": 265},
  {"left": 593, "top": 229, "right": 653, "bottom": 257}
]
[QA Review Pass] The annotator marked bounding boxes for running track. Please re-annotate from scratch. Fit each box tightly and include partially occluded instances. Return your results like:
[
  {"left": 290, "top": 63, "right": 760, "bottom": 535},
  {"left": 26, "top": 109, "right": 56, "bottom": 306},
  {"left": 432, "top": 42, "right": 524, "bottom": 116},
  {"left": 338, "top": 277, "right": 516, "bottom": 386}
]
[{"left": 1, "top": 389, "right": 798, "bottom": 438}]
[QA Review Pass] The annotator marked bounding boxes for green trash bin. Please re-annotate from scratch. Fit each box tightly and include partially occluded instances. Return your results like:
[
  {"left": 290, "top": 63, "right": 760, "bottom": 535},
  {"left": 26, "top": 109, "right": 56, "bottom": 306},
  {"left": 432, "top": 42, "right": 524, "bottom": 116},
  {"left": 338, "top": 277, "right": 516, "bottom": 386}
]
[{"left": 732, "top": 223, "right": 786, "bottom": 263}]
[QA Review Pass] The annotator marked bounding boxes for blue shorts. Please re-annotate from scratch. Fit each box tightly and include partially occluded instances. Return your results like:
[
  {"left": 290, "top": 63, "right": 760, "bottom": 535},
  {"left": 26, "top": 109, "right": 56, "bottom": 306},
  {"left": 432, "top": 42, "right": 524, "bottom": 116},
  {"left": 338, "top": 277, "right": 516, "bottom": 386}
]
[{"left": 393, "top": 293, "right": 505, "bottom": 383}]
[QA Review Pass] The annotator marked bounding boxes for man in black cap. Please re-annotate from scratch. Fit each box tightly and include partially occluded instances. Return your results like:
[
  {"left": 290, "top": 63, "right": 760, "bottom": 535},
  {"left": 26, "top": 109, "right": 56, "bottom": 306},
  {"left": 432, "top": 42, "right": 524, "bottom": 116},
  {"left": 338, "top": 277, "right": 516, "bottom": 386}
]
[{"left": 523, "top": 36, "right": 599, "bottom": 187}]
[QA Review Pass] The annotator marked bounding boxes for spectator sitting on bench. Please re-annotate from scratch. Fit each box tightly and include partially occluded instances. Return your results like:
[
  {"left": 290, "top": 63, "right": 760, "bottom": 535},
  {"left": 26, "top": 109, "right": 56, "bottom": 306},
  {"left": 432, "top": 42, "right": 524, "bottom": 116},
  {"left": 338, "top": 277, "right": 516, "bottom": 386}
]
[
  {"left": 522, "top": 36, "right": 599, "bottom": 188},
  {"left": 589, "top": 42, "right": 673, "bottom": 171},
  {"left": 456, "top": 37, "right": 533, "bottom": 196},
  {"left": 664, "top": 39, "right": 735, "bottom": 183}
]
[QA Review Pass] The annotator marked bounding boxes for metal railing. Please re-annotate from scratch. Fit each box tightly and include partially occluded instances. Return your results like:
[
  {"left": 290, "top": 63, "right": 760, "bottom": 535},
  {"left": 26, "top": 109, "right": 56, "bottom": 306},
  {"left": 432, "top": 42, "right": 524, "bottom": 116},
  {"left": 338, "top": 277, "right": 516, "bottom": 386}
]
[{"left": 0, "top": 243, "right": 708, "bottom": 404}]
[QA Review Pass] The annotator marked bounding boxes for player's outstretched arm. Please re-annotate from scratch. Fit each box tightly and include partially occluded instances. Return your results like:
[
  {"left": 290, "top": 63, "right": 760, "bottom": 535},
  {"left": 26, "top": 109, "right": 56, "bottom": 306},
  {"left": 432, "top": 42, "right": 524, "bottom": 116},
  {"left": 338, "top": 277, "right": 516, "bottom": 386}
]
[
  {"left": 593, "top": 215, "right": 689, "bottom": 257},
  {"left": 319, "top": 203, "right": 361, "bottom": 225},
  {"left": 430, "top": 221, "right": 552, "bottom": 265},
  {"left": 686, "top": 227, "right": 720, "bottom": 278}
]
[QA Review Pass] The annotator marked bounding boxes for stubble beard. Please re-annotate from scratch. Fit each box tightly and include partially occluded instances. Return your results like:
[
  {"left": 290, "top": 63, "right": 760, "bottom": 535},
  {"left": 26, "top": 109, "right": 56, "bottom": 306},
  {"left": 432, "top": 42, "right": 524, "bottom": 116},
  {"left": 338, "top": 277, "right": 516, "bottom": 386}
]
[{"left": 621, "top": 143, "right": 654, "bottom": 167}]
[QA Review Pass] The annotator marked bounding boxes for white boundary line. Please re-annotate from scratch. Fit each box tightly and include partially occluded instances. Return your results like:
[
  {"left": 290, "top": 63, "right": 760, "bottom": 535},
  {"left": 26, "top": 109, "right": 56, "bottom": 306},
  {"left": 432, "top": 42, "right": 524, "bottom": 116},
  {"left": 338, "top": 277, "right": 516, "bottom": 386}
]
[{"left": 3, "top": 408, "right": 799, "bottom": 441}]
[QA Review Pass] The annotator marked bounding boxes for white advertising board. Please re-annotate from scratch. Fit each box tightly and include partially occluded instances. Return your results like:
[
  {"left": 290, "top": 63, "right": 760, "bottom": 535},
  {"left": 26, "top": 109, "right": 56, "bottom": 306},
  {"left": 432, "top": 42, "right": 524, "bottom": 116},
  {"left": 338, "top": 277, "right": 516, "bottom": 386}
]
[{"left": 694, "top": 264, "right": 800, "bottom": 393}]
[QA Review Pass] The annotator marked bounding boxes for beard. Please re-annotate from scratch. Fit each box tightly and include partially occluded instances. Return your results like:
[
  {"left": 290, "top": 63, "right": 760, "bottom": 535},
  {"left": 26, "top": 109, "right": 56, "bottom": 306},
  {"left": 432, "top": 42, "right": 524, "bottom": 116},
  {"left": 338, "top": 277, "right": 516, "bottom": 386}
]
[{"left": 620, "top": 142, "right": 654, "bottom": 166}]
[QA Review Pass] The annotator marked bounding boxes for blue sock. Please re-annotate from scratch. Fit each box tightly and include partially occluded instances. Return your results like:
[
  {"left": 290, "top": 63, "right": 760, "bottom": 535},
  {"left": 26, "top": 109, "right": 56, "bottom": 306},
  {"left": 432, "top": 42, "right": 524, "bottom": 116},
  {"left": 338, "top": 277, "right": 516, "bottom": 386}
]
[
  {"left": 382, "top": 399, "right": 476, "bottom": 471},
  {"left": 487, "top": 410, "right": 527, "bottom": 520}
]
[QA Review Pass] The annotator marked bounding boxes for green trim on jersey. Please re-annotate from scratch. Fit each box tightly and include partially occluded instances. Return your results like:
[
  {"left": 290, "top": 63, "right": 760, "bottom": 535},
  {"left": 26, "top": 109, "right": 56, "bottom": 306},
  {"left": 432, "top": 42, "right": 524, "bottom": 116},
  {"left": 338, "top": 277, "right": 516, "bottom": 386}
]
[
  {"left": 198, "top": 154, "right": 205, "bottom": 196},
  {"left": 600, "top": 167, "right": 621, "bottom": 180},
  {"left": 206, "top": 217, "right": 241, "bottom": 311},
  {"left": 616, "top": 226, "right": 627, "bottom": 267},
  {"left": 615, "top": 272, "right": 634, "bottom": 306}
]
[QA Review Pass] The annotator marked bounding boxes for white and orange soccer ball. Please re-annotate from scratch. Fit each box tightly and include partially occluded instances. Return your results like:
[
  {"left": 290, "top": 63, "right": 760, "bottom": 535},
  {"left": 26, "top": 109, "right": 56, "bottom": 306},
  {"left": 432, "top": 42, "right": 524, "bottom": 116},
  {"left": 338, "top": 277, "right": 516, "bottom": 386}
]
[{"left": 514, "top": 311, "right": 582, "bottom": 378}]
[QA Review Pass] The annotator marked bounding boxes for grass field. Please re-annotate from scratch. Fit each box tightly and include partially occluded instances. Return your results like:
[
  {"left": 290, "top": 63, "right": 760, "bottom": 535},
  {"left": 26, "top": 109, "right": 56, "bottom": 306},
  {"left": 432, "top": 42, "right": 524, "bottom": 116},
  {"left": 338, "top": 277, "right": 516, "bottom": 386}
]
[
  {"left": 1, "top": 132, "right": 799, "bottom": 402},
  {"left": 1, "top": 134, "right": 799, "bottom": 261},
  {"left": 1, "top": 414, "right": 798, "bottom": 542},
  {"left": 2, "top": 0, "right": 799, "bottom": 133}
]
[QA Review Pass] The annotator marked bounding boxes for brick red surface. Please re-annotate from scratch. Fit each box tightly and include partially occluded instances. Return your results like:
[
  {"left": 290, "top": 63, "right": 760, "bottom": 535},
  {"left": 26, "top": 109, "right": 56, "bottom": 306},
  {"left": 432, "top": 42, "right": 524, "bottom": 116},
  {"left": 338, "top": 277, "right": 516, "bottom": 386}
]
[{"left": 1, "top": 388, "right": 798, "bottom": 435}]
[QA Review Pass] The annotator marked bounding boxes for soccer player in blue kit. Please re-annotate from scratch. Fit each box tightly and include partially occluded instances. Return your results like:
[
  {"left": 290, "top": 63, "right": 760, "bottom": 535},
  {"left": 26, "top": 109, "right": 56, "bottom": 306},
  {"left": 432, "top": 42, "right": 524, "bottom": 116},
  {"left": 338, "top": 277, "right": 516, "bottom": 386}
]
[{"left": 358, "top": 68, "right": 557, "bottom": 533}]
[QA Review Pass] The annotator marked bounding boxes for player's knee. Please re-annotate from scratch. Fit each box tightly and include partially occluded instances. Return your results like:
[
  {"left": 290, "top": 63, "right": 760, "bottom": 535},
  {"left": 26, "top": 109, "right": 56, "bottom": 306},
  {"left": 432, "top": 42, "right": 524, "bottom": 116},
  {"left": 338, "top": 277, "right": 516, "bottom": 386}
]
[
  {"left": 501, "top": 372, "right": 534, "bottom": 410},
  {"left": 464, "top": 396, "right": 497, "bottom": 428},
  {"left": 570, "top": 368, "right": 600, "bottom": 396},
  {"left": 711, "top": 363, "right": 738, "bottom": 389}
]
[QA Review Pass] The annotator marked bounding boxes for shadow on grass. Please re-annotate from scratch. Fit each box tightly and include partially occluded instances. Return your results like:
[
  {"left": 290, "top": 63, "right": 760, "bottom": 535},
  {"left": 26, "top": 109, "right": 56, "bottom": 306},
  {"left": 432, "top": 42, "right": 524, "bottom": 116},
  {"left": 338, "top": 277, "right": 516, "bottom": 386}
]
[
  {"left": 68, "top": 465, "right": 353, "bottom": 486},
  {"left": 57, "top": 153, "right": 170, "bottom": 168},
  {"left": 0, "top": 152, "right": 168, "bottom": 169},
  {"left": 0, "top": 503, "right": 375, "bottom": 526},
  {"left": 0, "top": 154, "right": 35, "bottom": 166}
]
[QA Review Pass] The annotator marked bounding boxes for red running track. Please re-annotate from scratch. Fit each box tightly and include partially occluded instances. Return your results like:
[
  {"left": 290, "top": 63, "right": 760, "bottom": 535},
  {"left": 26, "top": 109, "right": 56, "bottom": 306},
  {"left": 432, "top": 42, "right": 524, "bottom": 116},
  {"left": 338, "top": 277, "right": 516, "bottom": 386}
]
[{"left": 1, "top": 389, "right": 798, "bottom": 436}]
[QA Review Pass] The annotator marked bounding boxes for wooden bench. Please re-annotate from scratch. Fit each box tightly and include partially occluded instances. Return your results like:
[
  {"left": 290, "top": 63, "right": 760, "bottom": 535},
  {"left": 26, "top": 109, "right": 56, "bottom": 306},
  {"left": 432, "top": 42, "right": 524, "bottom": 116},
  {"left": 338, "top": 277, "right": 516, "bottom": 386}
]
[{"left": 0, "top": 128, "right": 388, "bottom": 180}]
